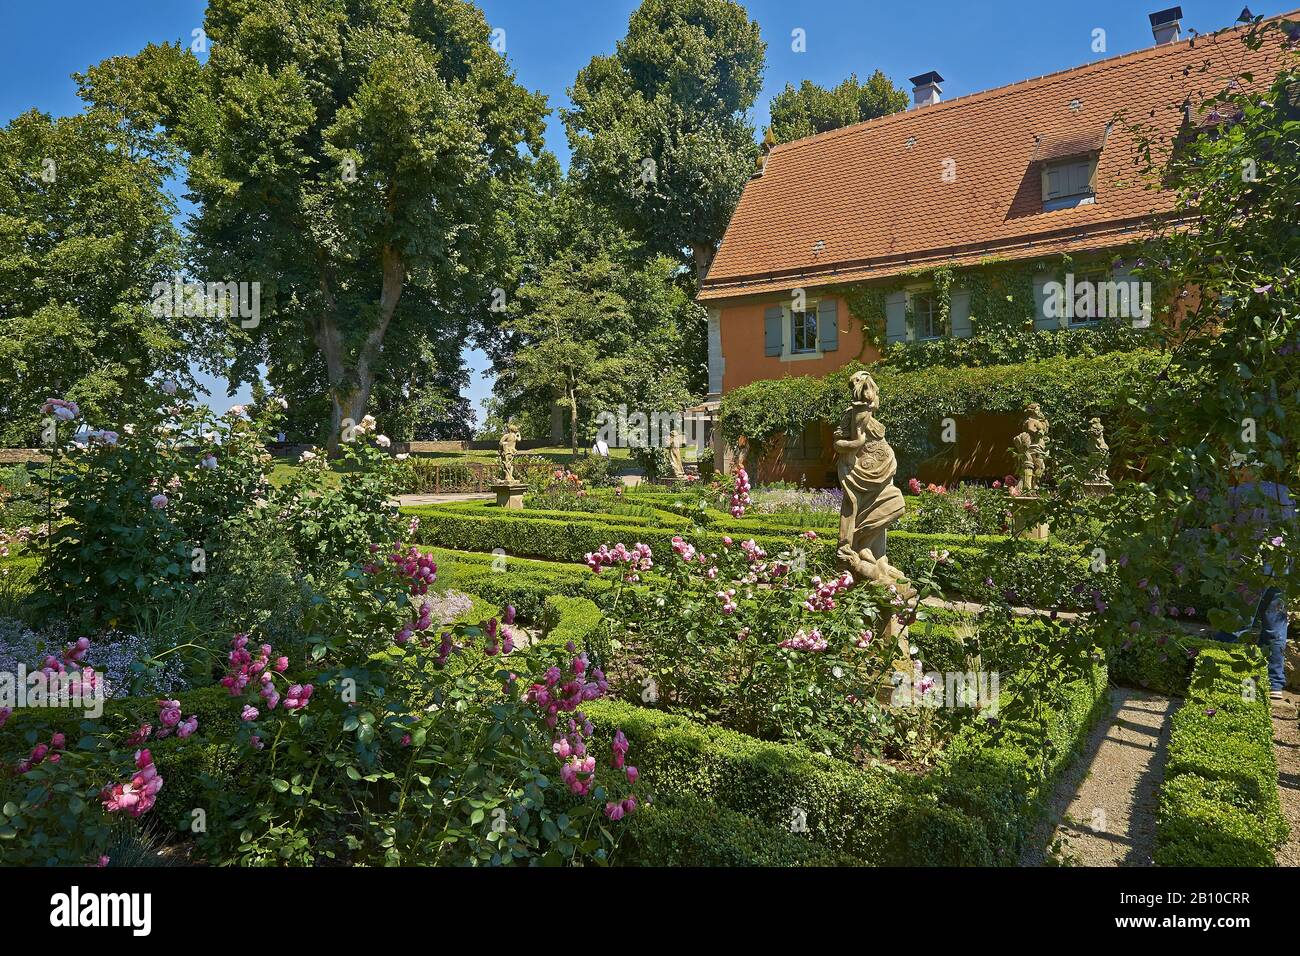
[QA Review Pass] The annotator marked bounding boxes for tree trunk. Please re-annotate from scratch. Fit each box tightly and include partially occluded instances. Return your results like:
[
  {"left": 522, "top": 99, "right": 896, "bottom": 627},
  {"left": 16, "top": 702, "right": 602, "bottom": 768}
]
[
  {"left": 569, "top": 384, "right": 578, "bottom": 457},
  {"left": 318, "top": 243, "right": 405, "bottom": 453}
]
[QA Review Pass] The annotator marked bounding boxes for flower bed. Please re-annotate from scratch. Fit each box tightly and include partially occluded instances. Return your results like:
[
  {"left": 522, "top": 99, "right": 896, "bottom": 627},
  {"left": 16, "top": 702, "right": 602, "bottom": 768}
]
[{"left": 588, "top": 657, "right": 1108, "bottom": 866}]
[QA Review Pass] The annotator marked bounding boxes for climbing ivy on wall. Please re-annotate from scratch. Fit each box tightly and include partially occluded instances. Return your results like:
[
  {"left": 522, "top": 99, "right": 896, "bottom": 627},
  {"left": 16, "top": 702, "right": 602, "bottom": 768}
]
[
  {"left": 826, "top": 257, "right": 1157, "bottom": 371},
  {"left": 720, "top": 349, "right": 1166, "bottom": 481}
]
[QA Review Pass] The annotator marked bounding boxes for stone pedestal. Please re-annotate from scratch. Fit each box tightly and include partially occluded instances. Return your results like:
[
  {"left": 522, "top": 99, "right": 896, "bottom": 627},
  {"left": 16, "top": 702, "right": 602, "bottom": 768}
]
[
  {"left": 659, "top": 475, "right": 689, "bottom": 487},
  {"left": 1083, "top": 480, "right": 1114, "bottom": 498},
  {"left": 491, "top": 481, "right": 528, "bottom": 510},
  {"left": 1010, "top": 495, "right": 1049, "bottom": 540}
]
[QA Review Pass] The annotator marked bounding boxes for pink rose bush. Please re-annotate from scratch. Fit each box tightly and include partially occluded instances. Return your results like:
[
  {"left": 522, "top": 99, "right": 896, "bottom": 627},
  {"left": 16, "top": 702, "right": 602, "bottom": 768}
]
[{"left": 593, "top": 528, "right": 937, "bottom": 753}]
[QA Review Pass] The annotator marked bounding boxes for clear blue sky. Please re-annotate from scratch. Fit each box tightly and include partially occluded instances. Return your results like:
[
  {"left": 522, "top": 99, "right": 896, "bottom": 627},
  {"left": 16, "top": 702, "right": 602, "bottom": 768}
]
[{"left": 0, "top": 0, "right": 1278, "bottom": 415}]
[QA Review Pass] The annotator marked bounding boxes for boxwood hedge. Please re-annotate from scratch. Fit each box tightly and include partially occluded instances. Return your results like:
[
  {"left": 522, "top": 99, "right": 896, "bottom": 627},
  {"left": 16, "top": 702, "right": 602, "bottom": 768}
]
[{"left": 1154, "top": 646, "right": 1286, "bottom": 866}]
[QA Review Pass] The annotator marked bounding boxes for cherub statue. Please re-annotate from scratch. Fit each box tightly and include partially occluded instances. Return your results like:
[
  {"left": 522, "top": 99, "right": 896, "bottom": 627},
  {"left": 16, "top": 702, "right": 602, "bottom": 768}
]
[
  {"left": 1015, "top": 403, "right": 1050, "bottom": 492},
  {"left": 1086, "top": 417, "right": 1110, "bottom": 483}
]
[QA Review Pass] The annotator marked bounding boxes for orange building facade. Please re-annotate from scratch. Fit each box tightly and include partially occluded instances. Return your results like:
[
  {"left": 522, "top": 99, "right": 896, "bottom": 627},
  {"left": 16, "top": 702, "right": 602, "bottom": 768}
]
[{"left": 696, "top": 8, "right": 1292, "bottom": 486}]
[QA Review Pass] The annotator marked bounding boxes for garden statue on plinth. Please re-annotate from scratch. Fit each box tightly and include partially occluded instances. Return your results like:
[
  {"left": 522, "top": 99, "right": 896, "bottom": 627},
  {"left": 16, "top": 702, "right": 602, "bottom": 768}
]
[
  {"left": 1010, "top": 404, "right": 1050, "bottom": 539},
  {"left": 491, "top": 422, "right": 527, "bottom": 509},
  {"left": 834, "top": 371, "right": 916, "bottom": 660},
  {"left": 1083, "top": 417, "right": 1113, "bottom": 497},
  {"left": 662, "top": 422, "right": 688, "bottom": 484}
]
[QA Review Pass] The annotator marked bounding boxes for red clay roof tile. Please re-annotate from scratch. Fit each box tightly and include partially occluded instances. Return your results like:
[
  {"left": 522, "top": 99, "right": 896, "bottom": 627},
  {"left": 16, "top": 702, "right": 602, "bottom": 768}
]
[{"left": 699, "top": 13, "right": 1297, "bottom": 302}]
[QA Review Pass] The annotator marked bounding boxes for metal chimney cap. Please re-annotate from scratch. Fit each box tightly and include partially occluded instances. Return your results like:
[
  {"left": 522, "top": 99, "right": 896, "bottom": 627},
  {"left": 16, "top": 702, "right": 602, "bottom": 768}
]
[
  {"left": 1149, "top": 6, "right": 1183, "bottom": 27},
  {"left": 909, "top": 71, "right": 945, "bottom": 87}
]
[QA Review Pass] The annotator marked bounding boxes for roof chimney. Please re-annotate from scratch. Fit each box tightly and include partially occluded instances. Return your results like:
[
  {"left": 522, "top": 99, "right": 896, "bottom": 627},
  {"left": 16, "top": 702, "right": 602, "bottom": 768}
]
[
  {"left": 1149, "top": 6, "right": 1183, "bottom": 45},
  {"left": 909, "top": 71, "right": 944, "bottom": 109}
]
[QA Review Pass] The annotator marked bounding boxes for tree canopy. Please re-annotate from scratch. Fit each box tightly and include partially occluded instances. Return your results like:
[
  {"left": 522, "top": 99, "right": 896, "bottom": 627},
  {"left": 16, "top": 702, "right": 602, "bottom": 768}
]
[
  {"left": 564, "top": 0, "right": 765, "bottom": 282},
  {"left": 0, "top": 107, "right": 194, "bottom": 444},
  {"left": 77, "top": 0, "right": 548, "bottom": 447},
  {"left": 768, "top": 71, "right": 909, "bottom": 143}
]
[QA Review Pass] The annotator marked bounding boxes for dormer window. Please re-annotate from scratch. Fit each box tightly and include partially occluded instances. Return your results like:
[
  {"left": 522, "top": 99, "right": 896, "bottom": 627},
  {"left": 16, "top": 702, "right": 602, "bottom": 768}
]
[{"left": 1042, "top": 157, "right": 1096, "bottom": 210}]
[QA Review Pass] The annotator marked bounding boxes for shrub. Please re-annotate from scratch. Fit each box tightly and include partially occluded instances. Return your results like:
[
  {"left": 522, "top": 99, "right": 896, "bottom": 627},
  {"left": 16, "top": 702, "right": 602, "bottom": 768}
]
[
  {"left": 617, "top": 793, "right": 846, "bottom": 866},
  {"left": 590, "top": 528, "right": 953, "bottom": 759},
  {"left": 720, "top": 350, "right": 1163, "bottom": 480},
  {"left": 1155, "top": 646, "right": 1285, "bottom": 866}
]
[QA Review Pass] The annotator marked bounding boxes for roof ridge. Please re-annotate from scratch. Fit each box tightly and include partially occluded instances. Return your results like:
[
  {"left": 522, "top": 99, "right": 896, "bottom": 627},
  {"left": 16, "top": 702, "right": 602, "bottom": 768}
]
[{"left": 770, "top": 8, "right": 1300, "bottom": 155}]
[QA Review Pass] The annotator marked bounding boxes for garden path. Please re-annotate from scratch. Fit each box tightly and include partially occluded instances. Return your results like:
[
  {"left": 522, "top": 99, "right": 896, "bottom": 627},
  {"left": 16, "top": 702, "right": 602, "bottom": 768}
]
[
  {"left": 1271, "top": 704, "right": 1300, "bottom": 866},
  {"left": 1020, "top": 688, "right": 1177, "bottom": 866},
  {"left": 395, "top": 492, "right": 494, "bottom": 506}
]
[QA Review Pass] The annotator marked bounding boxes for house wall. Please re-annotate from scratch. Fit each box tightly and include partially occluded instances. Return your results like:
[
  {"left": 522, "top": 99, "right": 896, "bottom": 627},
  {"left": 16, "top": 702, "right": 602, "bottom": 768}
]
[
  {"left": 717, "top": 294, "right": 879, "bottom": 395},
  {"left": 712, "top": 258, "right": 1180, "bottom": 487}
]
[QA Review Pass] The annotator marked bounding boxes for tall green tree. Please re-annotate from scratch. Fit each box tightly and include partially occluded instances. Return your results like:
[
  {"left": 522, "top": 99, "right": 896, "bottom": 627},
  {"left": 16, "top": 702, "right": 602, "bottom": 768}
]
[
  {"left": 500, "top": 249, "right": 702, "bottom": 454},
  {"left": 768, "top": 70, "right": 909, "bottom": 143},
  {"left": 564, "top": 0, "right": 765, "bottom": 282},
  {"left": 0, "top": 107, "right": 194, "bottom": 444},
  {"left": 78, "top": 0, "right": 547, "bottom": 447},
  {"left": 1091, "top": 19, "right": 1299, "bottom": 639}
]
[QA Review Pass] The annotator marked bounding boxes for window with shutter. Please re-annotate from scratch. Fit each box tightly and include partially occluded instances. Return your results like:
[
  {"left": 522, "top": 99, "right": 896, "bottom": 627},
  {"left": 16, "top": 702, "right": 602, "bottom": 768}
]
[
  {"left": 789, "top": 306, "right": 818, "bottom": 353},
  {"left": 1042, "top": 157, "right": 1096, "bottom": 210}
]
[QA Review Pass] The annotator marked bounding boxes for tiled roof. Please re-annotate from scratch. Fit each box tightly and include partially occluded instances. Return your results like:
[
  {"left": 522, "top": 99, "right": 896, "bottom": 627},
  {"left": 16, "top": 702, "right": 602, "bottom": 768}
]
[{"left": 699, "top": 14, "right": 1297, "bottom": 302}]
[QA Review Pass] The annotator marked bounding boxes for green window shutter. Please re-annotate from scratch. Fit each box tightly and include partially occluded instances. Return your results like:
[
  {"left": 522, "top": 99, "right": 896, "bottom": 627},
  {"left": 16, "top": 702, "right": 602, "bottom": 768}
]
[
  {"left": 885, "top": 291, "right": 908, "bottom": 344},
  {"left": 1033, "top": 272, "right": 1063, "bottom": 331},
  {"left": 949, "top": 289, "right": 972, "bottom": 339},
  {"left": 817, "top": 299, "right": 839, "bottom": 351},
  {"left": 764, "top": 306, "right": 783, "bottom": 356}
]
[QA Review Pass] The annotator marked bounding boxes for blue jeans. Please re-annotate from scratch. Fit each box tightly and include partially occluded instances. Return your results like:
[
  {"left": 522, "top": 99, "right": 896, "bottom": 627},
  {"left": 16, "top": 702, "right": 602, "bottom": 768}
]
[
  {"left": 1258, "top": 588, "right": 1288, "bottom": 692},
  {"left": 1215, "top": 587, "right": 1288, "bottom": 691}
]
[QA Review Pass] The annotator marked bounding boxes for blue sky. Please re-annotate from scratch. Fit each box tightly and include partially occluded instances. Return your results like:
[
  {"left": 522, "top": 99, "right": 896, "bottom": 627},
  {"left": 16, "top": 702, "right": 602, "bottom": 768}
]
[{"left": 0, "top": 0, "right": 1277, "bottom": 416}]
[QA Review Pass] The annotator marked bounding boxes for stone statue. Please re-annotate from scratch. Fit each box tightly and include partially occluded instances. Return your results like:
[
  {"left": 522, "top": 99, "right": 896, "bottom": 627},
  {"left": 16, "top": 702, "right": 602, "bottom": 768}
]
[
  {"left": 498, "top": 423, "right": 520, "bottom": 484},
  {"left": 1015, "top": 403, "right": 1050, "bottom": 492},
  {"left": 666, "top": 423, "right": 686, "bottom": 479},
  {"left": 1086, "top": 417, "right": 1110, "bottom": 483},
  {"left": 834, "top": 370, "right": 913, "bottom": 595}
]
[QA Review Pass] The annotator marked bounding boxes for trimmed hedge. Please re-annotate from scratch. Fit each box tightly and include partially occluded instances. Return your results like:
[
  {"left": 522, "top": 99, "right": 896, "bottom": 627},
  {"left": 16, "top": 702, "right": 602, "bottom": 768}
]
[
  {"left": 404, "top": 505, "right": 1105, "bottom": 609},
  {"left": 588, "top": 658, "right": 1109, "bottom": 866},
  {"left": 1155, "top": 646, "right": 1286, "bottom": 866},
  {"left": 617, "top": 793, "right": 847, "bottom": 866},
  {"left": 1106, "top": 628, "right": 1225, "bottom": 696}
]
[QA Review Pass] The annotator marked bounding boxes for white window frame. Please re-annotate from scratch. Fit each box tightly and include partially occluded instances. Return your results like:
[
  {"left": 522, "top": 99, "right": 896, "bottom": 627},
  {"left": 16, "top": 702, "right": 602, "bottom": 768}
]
[
  {"left": 911, "top": 290, "right": 943, "bottom": 341},
  {"left": 780, "top": 297, "right": 825, "bottom": 362}
]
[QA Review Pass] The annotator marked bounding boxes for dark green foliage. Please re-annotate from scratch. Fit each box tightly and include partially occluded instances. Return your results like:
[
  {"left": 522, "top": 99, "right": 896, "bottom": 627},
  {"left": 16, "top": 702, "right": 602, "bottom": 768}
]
[
  {"left": 768, "top": 71, "right": 908, "bottom": 143},
  {"left": 720, "top": 350, "right": 1163, "bottom": 480}
]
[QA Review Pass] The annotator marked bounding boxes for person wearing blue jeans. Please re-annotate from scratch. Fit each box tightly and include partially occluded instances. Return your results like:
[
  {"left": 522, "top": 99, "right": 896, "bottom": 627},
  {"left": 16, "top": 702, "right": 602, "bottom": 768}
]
[
  {"left": 1257, "top": 587, "right": 1289, "bottom": 695},
  {"left": 1220, "top": 481, "right": 1294, "bottom": 698}
]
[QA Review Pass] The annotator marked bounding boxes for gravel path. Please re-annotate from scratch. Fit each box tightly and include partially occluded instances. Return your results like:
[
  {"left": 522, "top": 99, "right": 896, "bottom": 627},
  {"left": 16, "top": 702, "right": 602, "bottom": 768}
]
[
  {"left": 1271, "top": 704, "right": 1300, "bottom": 866},
  {"left": 1021, "top": 688, "right": 1177, "bottom": 866}
]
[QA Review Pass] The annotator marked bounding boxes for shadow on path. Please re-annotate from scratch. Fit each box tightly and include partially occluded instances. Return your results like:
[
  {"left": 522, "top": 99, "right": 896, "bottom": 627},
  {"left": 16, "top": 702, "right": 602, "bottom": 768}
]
[{"left": 1020, "top": 688, "right": 1178, "bottom": 866}]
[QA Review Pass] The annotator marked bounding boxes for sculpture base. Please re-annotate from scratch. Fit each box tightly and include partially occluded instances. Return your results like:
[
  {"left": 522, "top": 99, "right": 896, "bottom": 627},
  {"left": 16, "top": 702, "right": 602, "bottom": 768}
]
[
  {"left": 1082, "top": 480, "right": 1114, "bottom": 498},
  {"left": 658, "top": 475, "right": 690, "bottom": 486},
  {"left": 491, "top": 481, "right": 528, "bottom": 510},
  {"left": 1010, "top": 496, "right": 1049, "bottom": 540}
]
